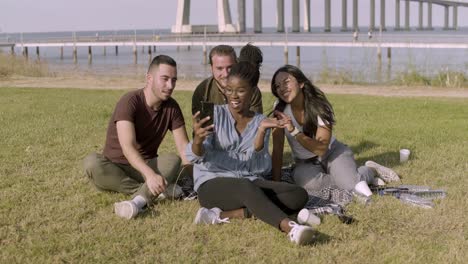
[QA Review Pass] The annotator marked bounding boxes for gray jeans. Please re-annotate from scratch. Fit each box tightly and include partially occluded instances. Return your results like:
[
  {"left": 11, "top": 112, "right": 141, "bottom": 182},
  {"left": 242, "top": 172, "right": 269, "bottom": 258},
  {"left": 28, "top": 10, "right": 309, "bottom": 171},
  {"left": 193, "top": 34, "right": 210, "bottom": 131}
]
[
  {"left": 292, "top": 140, "right": 376, "bottom": 193},
  {"left": 83, "top": 152, "right": 181, "bottom": 203}
]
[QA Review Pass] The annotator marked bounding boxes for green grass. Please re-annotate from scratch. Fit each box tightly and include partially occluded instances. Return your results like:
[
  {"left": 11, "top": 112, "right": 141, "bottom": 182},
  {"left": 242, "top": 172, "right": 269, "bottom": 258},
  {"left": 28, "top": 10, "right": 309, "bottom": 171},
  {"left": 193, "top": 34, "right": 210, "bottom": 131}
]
[{"left": 1, "top": 88, "right": 467, "bottom": 263}]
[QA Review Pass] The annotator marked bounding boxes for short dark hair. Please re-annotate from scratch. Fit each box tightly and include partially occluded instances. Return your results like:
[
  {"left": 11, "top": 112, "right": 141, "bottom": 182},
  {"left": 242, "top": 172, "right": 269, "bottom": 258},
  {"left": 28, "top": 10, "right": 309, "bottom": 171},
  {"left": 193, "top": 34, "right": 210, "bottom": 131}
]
[
  {"left": 228, "top": 61, "right": 260, "bottom": 88},
  {"left": 148, "top": 55, "right": 177, "bottom": 73},
  {"left": 209, "top": 45, "right": 236, "bottom": 65},
  {"left": 238, "top": 43, "right": 263, "bottom": 69}
]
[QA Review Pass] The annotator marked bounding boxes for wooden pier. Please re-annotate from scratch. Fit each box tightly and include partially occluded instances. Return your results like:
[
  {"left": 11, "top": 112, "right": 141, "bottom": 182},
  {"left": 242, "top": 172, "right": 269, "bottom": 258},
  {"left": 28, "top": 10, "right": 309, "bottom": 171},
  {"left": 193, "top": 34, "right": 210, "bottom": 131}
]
[{"left": 4, "top": 33, "right": 468, "bottom": 65}]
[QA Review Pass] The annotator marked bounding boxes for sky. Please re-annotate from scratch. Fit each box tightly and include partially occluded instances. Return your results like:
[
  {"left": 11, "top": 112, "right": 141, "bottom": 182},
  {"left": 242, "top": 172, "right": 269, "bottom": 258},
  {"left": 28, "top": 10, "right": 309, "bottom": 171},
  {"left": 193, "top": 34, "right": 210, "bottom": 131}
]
[{"left": 1, "top": 0, "right": 468, "bottom": 33}]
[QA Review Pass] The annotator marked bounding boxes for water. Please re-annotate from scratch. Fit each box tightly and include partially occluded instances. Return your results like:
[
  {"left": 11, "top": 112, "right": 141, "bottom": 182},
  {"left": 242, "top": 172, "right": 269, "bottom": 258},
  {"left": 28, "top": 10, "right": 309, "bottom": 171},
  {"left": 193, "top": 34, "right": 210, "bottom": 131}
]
[{"left": 1, "top": 27, "right": 467, "bottom": 82}]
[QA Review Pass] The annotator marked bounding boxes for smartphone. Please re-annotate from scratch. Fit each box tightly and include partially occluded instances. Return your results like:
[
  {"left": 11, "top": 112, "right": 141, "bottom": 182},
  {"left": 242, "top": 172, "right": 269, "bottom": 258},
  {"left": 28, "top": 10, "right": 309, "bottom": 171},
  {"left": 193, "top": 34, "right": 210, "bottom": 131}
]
[{"left": 200, "top": 101, "right": 214, "bottom": 128}]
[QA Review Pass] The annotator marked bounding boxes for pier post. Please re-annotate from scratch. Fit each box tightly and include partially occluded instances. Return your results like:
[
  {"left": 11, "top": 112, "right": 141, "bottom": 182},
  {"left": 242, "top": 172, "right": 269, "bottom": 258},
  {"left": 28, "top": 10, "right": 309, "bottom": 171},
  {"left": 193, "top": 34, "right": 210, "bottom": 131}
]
[
  {"left": 203, "top": 45, "right": 207, "bottom": 65},
  {"left": 88, "top": 46, "right": 92, "bottom": 64},
  {"left": 418, "top": 1, "right": 423, "bottom": 30},
  {"left": 453, "top": 5, "right": 458, "bottom": 30},
  {"left": 283, "top": 46, "right": 288, "bottom": 65},
  {"left": 238, "top": 0, "right": 246, "bottom": 33},
  {"left": 133, "top": 45, "right": 137, "bottom": 64},
  {"left": 292, "top": 0, "right": 300, "bottom": 32},
  {"left": 444, "top": 5, "right": 449, "bottom": 30},
  {"left": 405, "top": 0, "right": 410, "bottom": 31},
  {"left": 73, "top": 47, "right": 77, "bottom": 63},
  {"left": 36, "top": 47, "right": 40, "bottom": 60},
  {"left": 23, "top": 47, "right": 28, "bottom": 59},
  {"left": 370, "top": 0, "right": 375, "bottom": 31},
  {"left": 395, "top": 0, "right": 400, "bottom": 30},
  {"left": 115, "top": 46, "right": 119, "bottom": 56},
  {"left": 148, "top": 45, "right": 152, "bottom": 62},
  {"left": 277, "top": 0, "right": 285, "bottom": 32},
  {"left": 303, "top": 0, "right": 311, "bottom": 32},
  {"left": 380, "top": 0, "right": 386, "bottom": 31},
  {"left": 427, "top": 2, "right": 433, "bottom": 30},
  {"left": 254, "top": 0, "right": 262, "bottom": 33},
  {"left": 341, "top": 0, "right": 348, "bottom": 31},
  {"left": 324, "top": 0, "right": 331, "bottom": 32},
  {"left": 353, "top": 0, "right": 359, "bottom": 32},
  {"left": 296, "top": 46, "right": 300, "bottom": 67}
]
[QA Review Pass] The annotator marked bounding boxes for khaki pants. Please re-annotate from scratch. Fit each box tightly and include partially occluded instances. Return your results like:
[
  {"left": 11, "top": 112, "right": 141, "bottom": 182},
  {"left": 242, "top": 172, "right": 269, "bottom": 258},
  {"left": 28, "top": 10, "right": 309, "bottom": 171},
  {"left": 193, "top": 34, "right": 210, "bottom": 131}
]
[{"left": 83, "top": 152, "right": 181, "bottom": 202}]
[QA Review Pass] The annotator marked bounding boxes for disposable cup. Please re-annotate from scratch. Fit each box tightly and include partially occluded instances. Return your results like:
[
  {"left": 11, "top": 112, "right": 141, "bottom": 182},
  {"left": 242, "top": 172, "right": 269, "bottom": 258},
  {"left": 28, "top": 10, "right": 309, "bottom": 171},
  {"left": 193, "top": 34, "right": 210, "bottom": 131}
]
[
  {"left": 297, "top": 209, "right": 321, "bottom": 226},
  {"left": 400, "top": 149, "right": 411, "bottom": 163},
  {"left": 354, "top": 180, "right": 373, "bottom": 197}
]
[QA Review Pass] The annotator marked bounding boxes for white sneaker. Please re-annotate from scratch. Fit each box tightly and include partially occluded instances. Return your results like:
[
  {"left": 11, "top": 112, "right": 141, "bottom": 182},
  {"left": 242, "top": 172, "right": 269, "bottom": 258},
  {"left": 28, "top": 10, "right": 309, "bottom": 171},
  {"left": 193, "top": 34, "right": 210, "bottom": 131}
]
[
  {"left": 114, "top": 201, "right": 139, "bottom": 219},
  {"left": 288, "top": 221, "right": 315, "bottom": 245},
  {"left": 372, "top": 177, "right": 386, "bottom": 186},
  {"left": 157, "top": 183, "right": 184, "bottom": 201},
  {"left": 193, "top": 207, "right": 230, "bottom": 225},
  {"left": 365, "top": 160, "right": 400, "bottom": 183}
]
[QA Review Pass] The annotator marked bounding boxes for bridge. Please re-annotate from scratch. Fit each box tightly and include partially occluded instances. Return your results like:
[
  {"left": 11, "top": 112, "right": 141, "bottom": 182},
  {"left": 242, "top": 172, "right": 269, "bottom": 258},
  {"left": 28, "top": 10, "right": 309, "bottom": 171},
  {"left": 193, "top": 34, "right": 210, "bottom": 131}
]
[{"left": 172, "top": 0, "right": 468, "bottom": 33}]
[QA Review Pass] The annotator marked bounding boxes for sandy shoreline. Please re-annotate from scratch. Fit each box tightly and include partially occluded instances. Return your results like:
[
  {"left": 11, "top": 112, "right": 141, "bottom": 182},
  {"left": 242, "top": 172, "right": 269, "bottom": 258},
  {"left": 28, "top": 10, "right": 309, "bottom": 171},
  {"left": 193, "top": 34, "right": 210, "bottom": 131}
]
[{"left": 1, "top": 75, "right": 468, "bottom": 98}]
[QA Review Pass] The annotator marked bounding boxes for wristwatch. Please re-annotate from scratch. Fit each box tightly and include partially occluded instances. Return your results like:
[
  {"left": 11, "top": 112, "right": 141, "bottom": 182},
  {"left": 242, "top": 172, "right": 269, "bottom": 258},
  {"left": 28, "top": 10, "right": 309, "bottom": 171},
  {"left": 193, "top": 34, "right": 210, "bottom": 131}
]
[{"left": 289, "top": 126, "right": 301, "bottom": 137}]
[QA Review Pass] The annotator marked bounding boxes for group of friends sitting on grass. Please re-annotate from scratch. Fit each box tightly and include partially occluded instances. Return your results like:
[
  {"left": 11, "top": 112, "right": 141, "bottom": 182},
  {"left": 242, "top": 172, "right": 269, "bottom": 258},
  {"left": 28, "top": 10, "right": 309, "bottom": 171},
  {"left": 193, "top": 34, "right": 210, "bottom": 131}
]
[{"left": 83, "top": 44, "right": 400, "bottom": 245}]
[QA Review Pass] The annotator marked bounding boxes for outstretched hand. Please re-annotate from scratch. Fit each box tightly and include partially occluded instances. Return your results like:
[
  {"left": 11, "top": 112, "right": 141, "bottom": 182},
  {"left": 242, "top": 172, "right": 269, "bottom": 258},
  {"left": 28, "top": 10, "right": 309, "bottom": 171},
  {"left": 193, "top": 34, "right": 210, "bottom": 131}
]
[
  {"left": 273, "top": 110, "right": 294, "bottom": 132},
  {"left": 192, "top": 111, "right": 214, "bottom": 145}
]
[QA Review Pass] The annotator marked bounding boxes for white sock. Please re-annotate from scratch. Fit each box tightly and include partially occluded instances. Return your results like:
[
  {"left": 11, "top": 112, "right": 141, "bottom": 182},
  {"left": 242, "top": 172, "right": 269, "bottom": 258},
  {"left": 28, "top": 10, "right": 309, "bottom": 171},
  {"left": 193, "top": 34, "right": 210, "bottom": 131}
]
[{"left": 131, "top": 195, "right": 147, "bottom": 209}]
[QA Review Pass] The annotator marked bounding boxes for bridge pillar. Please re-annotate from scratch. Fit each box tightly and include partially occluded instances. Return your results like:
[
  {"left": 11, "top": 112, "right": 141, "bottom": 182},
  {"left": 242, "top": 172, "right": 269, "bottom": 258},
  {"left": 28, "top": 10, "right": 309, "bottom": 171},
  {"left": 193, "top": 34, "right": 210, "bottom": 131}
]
[
  {"left": 427, "top": 2, "right": 433, "bottom": 30},
  {"left": 404, "top": 0, "right": 410, "bottom": 31},
  {"left": 173, "top": 0, "right": 190, "bottom": 33},
  {"left": 380, "top": 0, "right": 386, "bottom": 31},
  {"left": 353, "top": 0, "right": 359, "bottom": 31},
  {"left": 254, "top": 0, "right": 262, "bottom": 33},
  {"left": 444, "top": 5, "right": 449, "bottom": 30},
  {"left": 453, "top": 5, "right": 458, "bottom": 30},
  {"left": 277, "top": 0, "right": 285, "bottom": 32},
  {"left": 238, "top": 0, "right": 246, "bottom": 33},
  {"left": 418, "top": 1, "right": 423, "bottom": 30},
  {"left": 217, "top": 0, "right": 236, "bottom": 33},
  {"left": 292, "top": 0, "right": 300, "bottom": 32},
  {"left": 324, "top": 0, "right": 331, "bottom": 32},
  {"left": 341, "top": 0, "right": 348, "bottom": 31},
  {"left": 370, "top": 0, "right": 375, "bottom": 31},
  {"left": 303, "top": 0, "right": 311, "bottom": 32},
  {"left": 395, "top": 0, "right": 400, "bottom": 30}
]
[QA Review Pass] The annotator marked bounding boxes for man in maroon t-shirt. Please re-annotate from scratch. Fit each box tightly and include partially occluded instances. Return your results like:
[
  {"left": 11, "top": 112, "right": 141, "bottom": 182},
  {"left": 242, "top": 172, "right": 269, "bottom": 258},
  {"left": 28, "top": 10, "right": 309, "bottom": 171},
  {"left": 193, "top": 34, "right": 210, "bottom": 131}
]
[{"left": 83, "top": 55, "right": 191, "bottom": 219}]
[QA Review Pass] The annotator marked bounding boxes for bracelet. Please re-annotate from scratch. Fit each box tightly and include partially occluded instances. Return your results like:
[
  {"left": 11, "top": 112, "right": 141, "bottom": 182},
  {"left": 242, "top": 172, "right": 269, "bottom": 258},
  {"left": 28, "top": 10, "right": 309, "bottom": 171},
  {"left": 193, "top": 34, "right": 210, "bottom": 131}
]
[{"left": 289, "top": 126, "right": 301, "bottom": 137}]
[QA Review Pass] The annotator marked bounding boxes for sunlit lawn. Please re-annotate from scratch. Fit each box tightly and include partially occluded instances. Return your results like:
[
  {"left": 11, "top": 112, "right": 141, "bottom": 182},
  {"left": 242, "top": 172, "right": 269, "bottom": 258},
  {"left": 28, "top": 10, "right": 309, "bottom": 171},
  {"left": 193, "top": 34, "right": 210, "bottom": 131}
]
[{"left": 0, "top": 87, "right": 467, "bottom": 263}]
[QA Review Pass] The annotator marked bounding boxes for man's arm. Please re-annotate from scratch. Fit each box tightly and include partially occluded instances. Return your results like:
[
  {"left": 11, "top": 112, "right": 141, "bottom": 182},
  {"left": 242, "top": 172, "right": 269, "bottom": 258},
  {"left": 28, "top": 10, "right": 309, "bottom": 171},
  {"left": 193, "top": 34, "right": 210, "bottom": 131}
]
[
  {"left": 172, "top": 125, "right": 190, "bottom": 165},
  {"left": 116, "top": 120, "right": 166, "bottom": 196},
  {"left": 250, "top": 86, "right": 264, "bottom": 114}
]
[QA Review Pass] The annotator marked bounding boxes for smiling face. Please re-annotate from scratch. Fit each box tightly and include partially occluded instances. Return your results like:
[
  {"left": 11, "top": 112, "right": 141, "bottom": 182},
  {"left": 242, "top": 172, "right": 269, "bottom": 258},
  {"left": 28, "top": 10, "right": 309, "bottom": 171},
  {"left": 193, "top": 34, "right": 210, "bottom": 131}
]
[
  {"left": 211, "top": 54, "right": 236, "bottom": 90},
  {"left": 225, "top": 76, "right": 253, "bottom": 114},
  {"left": 273, "top": 71, "right": 304, "bottom": 104},
  {"left": 147, "top": 63, "right": 177, "bottom": 102}
]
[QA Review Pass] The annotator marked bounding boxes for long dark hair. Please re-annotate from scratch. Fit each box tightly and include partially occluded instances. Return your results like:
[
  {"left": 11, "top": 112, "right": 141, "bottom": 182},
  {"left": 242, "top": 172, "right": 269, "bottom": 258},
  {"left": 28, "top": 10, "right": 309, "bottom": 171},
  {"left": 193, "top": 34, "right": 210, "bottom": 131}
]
[{"left": 271, "top": 65, "right": 335, "bottom": 138}]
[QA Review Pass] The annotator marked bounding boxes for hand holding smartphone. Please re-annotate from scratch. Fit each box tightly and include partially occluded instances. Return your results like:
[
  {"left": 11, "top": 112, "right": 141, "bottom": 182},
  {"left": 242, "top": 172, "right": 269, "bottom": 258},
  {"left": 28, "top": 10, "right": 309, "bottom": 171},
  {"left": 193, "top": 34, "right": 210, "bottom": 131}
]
[{"left": 199, "top": 101, "right": 214, "bottom": 128}]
